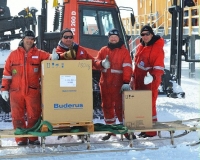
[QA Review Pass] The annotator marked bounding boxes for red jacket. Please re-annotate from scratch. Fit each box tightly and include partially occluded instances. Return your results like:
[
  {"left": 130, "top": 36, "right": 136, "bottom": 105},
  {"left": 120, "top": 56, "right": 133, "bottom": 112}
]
[
  {"left": 96, "top": 44, "right": 132, "bottom": 87},
  {"left": 56, "top": 42, "right": 99, "bottom": 68},
  {"left": 133, "top": 35, "right": 164, "bottom": 90},
  {"left": 1, "top": 45, "right": 50, "bottom": 94}
]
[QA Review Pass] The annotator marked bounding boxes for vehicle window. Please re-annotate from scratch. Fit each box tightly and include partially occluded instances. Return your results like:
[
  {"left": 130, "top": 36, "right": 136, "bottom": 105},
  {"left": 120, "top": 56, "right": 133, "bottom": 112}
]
[{"left": 83, "top": 10, "right": 115, "bottom": 36}]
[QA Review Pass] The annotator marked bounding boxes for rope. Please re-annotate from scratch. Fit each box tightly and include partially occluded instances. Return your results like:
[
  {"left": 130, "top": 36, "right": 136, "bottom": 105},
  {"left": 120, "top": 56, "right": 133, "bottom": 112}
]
[
  {"left": 94, "top": 123, "right": 128, "bottom": 134},
  {"left": 14, "top": 118, "right": 53, "bottom": 137},
  {"left": 14, "top": 119, "right": 128, "bottom": 136}
]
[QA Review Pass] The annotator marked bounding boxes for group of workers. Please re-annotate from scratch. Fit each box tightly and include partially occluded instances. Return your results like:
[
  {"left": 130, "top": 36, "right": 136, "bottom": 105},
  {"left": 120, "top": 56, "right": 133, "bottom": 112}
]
[{"left": 1, "top": 25, "right": 164, "bottom": 146}]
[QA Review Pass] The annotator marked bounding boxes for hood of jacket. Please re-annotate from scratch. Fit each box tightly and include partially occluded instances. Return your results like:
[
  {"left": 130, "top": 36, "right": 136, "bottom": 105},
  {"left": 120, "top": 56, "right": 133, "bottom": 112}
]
[{"left": 57, "top": 40, "right": 79, "bottom": 53}]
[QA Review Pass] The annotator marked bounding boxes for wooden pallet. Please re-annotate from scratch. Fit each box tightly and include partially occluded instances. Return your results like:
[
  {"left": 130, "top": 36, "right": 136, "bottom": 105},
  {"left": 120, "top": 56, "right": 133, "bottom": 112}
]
[{"left": 41, "top": 121, "right": 94, "bottom": 133}]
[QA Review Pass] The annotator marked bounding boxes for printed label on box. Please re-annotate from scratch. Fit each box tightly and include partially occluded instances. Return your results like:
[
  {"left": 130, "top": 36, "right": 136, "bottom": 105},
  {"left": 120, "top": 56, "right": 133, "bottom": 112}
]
[
  {"left": 125, "top": 120, "right": 145, "bottom": 129},
  {"left": 60, "top": 75, "right": 76, "bottom": 87}
]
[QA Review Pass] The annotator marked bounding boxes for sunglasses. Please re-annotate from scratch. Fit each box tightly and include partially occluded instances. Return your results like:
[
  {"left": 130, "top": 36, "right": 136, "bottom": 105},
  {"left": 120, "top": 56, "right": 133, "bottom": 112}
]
[
  {"left": 63, "top": 35, "right": 73, "bottom": 39},
  {"left": 140, "top": 32, "right": 151, "bottom": 36}
]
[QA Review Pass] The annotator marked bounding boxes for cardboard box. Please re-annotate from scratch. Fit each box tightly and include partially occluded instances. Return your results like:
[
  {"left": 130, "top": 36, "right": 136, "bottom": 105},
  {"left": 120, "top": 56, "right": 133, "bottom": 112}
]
[
  {"left": 123, "top": 90, "right": 152, "bottom": 129},
  {"left": 41, "top": 60, "right": 93, "bottom": 123}
]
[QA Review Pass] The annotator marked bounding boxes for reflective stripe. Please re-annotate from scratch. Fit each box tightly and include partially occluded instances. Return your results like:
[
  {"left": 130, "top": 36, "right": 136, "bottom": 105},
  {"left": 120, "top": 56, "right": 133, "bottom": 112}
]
[
  {"left": 152, "top": 115, "right": 157, "bottom": 120},
  {"left": 137, "top": 64, "right": 164, "bottom": 71},
  {"left": 2, "top": 75, "right": 12, "bottom": 79},
  {"left": 102, "top": 69, "right": 123, "bottom": 74},
  {"left": 137, "top": 64, "right": 152, "bottom": 71},
  {"left": 153, "top": 66, "right": 164, "bottom": 71},
  {"left": 104, "top": 117, "right": 116, "bottom": 123},
  {"left": 111, "top": 69, "right": 123, "bottom": 74},
  {"left": 123, "top": 63, "right": 132, "bottom": 68}
]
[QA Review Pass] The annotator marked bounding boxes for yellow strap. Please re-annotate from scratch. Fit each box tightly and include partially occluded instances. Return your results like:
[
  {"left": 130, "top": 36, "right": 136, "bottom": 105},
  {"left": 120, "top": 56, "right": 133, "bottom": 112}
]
[{"left": 53, "top": 0, "right": 58, "bottom": 7}]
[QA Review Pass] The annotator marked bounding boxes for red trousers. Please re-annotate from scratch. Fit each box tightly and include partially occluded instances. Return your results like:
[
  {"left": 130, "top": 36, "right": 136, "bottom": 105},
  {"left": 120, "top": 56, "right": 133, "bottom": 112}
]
[
  {"left": 100, "top": 85, "right": 123, "bottom": 124},
  {"left": 10, "top": 89, "right": 41, "bottom": 143}
]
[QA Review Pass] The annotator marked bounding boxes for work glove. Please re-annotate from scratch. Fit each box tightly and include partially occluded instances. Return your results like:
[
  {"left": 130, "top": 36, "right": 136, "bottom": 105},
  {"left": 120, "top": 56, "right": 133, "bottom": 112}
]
[
  {"left": 102, "top": 55, "right": 110, "bottom": 69},
  {"left": 144, "top": 72, "right": 153, "bottom": 85},
  {"left": 51, "top": 48, "right": 59, "bottom": 60},
  {"left": 120, "top": 84, "right": 131, "bottom": 92},
  {"left": 64, "top": 48, "right": 76, "bottom": 60},
  {"left": 1, "top": 91, "right": 9, "bottom": 101}
]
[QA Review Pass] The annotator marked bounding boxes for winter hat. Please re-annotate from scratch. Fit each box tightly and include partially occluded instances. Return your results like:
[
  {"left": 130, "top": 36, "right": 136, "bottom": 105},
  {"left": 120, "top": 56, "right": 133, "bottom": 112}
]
[
  {"left": 140, "top": 25, "right": 154, "bottom": 35},
  {"left": 23, "top": 30, "right": 35, "bottom": 38},
  {"left": 108, "top": 28, "right": 120, "bottom": 37},
  {"left": 61, "top": 28, "right": 73, "bottom": 38}
]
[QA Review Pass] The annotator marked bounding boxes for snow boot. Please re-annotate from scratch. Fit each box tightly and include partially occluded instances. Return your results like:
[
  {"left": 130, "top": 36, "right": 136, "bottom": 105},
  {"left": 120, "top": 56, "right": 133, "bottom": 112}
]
[
  {"left": 17, "top": 141, "right": 28, "bottom": 146},
  {"left": 138, "top": 132, "right": 146, "bottom": 137},
  {"left": 29, "top": 140, "right": 40, "bottom": 145},
  {"left": 138, "top": 131, "right": 157, "bottom": 138},
  {"left": 102, "top": 133, "right": 116, "bottom": 141},
  {"left": 124, "top": 133, "right": 136, "bottom": 140},
  {"left": 57, "top": 135, "right": 67, "bottom": 140}
]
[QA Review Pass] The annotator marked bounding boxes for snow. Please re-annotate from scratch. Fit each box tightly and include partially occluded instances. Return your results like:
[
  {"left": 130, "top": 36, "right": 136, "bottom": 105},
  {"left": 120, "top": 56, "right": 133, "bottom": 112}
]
[
  {"left": 0, "top": 1, "right": 200, "bottom": 159},
  {"left": 0, "top": 43, "right": 200, "bottom": 159}
]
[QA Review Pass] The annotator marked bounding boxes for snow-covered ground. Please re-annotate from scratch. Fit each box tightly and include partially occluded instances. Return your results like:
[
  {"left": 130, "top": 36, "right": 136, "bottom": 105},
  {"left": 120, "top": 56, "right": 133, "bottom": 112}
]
[{"left": 0, "top": 43, "right": 200, "bottom": 159}]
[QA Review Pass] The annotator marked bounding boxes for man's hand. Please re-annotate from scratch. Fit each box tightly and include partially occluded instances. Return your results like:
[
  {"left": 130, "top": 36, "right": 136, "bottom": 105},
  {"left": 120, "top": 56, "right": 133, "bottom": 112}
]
[
  {"left": 1, "top": 91, "right": 9, "bottom": 101},
  {"left": 64, "top": 49, "right": 76, "bottom": 59},
  {"left": 144, "top": 72, "right": 153, "bottom": 85},
  {"left": 120, "top": 84, "right": 131, "bottom": 92},
  {"left": 51, "top": 48, "right": 59, "bottom": 60},
  {"left": 102, "top": 55, "right": 110, "bottom": 69}
]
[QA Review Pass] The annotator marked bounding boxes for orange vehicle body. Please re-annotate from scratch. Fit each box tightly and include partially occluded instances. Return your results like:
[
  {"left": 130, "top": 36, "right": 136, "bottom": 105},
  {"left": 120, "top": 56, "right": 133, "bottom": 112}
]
[{"left": 61, "top": 0, "right": 125, "bottom": 58}]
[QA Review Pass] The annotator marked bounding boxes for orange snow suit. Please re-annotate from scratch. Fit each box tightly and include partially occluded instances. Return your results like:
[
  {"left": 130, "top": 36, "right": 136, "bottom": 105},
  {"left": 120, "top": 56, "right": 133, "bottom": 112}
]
[
  {"left": 133, "top": 35, "right": 164, "bottom": 136},
  {"left": 1, "top": 45, "right": 50, "bottom": 143},
  {"left": 96, "top": 44, "right": 132, "bottom": 124}
]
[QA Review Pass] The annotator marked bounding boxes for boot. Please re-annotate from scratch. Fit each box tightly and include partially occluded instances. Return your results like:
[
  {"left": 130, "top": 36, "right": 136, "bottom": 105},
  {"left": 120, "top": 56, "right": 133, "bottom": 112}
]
[
  {"left": 29, "top": 140, "right": 40, "bottom": 145},
  {"left": 57, "top": 135, "right": 68, "bottom": 140},
  {"left": 124, "top": 133, "right": 136, "bottom": 140},
  {"left": 138, "top": 132, "right": 146, "bottom": 137},
  {"left": 138, "top": 131, "right": 157, "bottom": 138},
  {"left": 17, "top": 141, "right": 28, "bottom": 146},
  {"left": 102, "top": 133, "right": 116, "bottom": 141}
]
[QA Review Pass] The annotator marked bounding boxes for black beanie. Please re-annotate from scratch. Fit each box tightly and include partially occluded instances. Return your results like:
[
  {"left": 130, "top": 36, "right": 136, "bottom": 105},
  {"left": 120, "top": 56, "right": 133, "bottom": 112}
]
[
  {"left": 108, "top": 28, "right": 120, "bottom": 37},
  {"left": 23, "top": 30, "right": 35, "bottom": 38},
  {"left": 140, "top": 25, "right": 154, "bottom": 35},
  {"left": 60, "top": 28, "right": 73, "bottom": 38}
]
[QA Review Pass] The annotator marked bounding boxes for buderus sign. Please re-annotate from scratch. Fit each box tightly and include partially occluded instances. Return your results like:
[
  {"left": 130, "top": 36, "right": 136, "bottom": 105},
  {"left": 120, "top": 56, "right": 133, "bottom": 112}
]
[{"left": 54, "top": 103, "right": 83, "bottom": 109}]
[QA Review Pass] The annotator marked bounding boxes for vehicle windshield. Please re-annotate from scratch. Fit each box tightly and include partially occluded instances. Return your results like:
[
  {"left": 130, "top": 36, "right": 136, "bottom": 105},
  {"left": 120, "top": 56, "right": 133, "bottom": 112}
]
[{"left": 83, "top": 9, "right": 115, "bottom": 36}]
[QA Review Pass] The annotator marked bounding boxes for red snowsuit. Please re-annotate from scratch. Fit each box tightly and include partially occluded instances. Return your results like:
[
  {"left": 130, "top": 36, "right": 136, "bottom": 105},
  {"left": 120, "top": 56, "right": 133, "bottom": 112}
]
[
  {"left": 1, "top": 44, "right": 50, "bottom": 143},
  {"left": 96, "top": 43, "right": 132, "bottom": 124},
  {"left": 133, "top": 35, "right": 164, "bottom": 136}
]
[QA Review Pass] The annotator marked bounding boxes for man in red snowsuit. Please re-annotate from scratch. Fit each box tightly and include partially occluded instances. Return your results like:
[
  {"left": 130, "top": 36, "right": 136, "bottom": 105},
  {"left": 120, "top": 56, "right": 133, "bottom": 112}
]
[
  {"left": 1, "top": 30, "right": 51, "bottom": 146},
  {"left": 95, "top": 29, "right": 133, "bottom": 140},
  {"left": 52, "top": 28, "right": 101, "bottom": 140},
  {"left": 130, "top": 25, "right": 165, "bottom": 138},
  {"left": 52, "top": 28, "right": 99, "bottom": 69}
]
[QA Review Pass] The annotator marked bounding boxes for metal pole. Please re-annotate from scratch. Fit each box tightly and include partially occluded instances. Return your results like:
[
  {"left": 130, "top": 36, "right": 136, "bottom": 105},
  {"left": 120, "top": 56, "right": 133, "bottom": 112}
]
[
  {"left": 177, "top": 0, "right": 184, "bottom": 85},
  {"left": 169, "top": 0, "right": 178, "bottom": 75}
]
